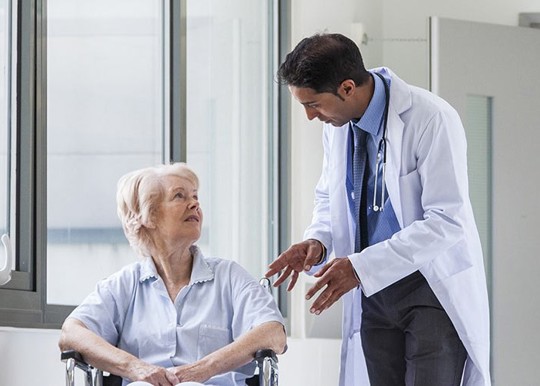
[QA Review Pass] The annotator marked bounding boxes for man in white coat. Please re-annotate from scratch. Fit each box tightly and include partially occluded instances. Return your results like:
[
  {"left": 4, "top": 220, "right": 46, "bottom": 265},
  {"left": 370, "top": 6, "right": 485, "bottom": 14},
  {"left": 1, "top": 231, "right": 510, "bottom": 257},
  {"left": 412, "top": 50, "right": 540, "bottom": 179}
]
[{"left": 266, "top": 33, "right": 490, "bottom": 386}]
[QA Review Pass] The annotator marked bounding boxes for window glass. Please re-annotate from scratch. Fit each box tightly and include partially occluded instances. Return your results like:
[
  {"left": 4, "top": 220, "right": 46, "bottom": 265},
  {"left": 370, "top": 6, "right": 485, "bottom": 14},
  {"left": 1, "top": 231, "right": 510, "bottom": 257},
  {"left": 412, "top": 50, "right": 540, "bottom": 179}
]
[
  {"left": 46, "top": 0, "right": 165, "bottom": 305},
  {"left": 186, "top": 0, "right": 272, "bottom": 277},
  {"left": 0, "top": 0, "right": 12, "bottom": 241},
  {"left": 466, "top": 95, "right": 492, "bottom": 283}
]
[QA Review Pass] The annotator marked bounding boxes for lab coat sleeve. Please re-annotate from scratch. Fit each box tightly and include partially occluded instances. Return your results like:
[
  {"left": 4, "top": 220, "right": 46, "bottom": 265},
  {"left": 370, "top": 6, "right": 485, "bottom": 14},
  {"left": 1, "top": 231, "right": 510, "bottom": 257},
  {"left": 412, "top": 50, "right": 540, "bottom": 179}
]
[
  {"left": 351, "top": 104, "right": 474, "bottom": 296},
  {"left": 303, "top": 126, "right": 334, "bottom": 272}
]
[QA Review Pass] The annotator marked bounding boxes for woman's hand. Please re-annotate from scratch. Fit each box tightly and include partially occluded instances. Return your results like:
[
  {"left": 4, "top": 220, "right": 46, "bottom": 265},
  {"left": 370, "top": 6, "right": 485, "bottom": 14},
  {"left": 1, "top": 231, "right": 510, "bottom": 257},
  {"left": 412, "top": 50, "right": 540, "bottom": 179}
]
[
  {"left": 169, "top": 362, "right": 212, "bottom": 384},
  {"left": 127, "top": 360, "right": 180, "bottom": 385},
  {"left": 59, "top": 318, "right": 180, "bottom": 386}
]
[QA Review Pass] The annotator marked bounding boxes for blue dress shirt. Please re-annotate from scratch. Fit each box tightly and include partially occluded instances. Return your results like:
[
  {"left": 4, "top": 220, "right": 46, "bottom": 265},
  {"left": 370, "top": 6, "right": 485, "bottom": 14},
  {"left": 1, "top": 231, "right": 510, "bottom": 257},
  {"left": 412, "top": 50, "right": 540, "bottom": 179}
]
[
  {"left": 69, "top": 246, "right": 284, "bottom": 386},
  {"left": 346, "top": 72, "right": 401, "bottom": 247}
]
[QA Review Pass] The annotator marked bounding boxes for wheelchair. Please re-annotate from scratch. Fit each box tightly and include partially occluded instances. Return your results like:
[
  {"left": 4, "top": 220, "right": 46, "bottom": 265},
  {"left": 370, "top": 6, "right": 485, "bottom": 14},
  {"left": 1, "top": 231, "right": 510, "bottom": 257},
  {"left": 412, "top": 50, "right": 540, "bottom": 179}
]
[
  {"left": 61, "top": 278, "right": 280, "bottom": 386},
  {"left": 61, "top": 348, "right": 278, "bottom": 386}
]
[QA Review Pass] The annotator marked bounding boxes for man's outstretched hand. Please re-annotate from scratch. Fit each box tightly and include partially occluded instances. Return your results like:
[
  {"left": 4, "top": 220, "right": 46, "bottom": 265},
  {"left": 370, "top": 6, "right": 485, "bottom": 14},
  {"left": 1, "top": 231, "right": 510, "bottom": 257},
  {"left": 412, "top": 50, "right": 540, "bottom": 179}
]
[
  {"left": 305, "top": 257, "right": 360, "bottom": 315},
  {"left": 265, "top": 239, "right": 324, "bottom": 291}
]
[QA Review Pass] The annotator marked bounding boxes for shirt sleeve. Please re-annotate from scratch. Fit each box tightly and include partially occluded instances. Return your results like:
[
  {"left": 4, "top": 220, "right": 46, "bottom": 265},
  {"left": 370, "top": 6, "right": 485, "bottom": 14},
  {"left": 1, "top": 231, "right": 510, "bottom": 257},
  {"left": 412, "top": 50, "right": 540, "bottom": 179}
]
[
  {"left": 228, "top": 262, "right": 285, "bottom": 339},
  {"left": 68, "top": 268, "right": 134, "bottom": 346}
]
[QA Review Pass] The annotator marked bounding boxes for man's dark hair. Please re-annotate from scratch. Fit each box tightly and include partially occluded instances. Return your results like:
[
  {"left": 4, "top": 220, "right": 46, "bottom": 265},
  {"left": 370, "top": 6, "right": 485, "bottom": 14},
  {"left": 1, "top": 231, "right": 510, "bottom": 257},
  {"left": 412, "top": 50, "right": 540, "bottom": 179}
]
[{"left": 277, "top": 33, "right": 370, "bottom": 94}]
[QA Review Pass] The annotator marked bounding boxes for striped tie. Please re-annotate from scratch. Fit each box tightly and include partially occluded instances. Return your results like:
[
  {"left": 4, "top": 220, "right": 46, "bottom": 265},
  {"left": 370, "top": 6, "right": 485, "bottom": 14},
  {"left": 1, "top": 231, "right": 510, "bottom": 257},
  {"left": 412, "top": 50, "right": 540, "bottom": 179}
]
[{"left": 352, "top": 126, "right": 368, "bottom": 253}]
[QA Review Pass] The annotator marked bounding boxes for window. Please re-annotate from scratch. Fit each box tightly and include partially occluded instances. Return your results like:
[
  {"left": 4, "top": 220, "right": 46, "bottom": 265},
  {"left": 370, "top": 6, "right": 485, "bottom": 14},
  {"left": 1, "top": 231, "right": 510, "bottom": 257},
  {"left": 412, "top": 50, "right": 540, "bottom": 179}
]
[
  {"left": 0, "top": 0, "right": 12, "bottom": 242},
  {"left": 0, "top": 0, "right": 281, "bottom": 328},
  {"left": 185, "top": 0, "right": 276, "bottom": 276},
  {"left": 46, "top": 0, "right": 166, "bottom": 306}
]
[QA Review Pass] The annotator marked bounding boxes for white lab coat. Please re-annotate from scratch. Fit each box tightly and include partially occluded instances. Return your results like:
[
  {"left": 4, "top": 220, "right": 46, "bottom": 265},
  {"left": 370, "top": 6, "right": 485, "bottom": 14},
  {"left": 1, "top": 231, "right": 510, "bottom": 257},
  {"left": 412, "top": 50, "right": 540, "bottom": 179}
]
[{"left": 304, "top": 68, "right": 491, "bottom": 386}]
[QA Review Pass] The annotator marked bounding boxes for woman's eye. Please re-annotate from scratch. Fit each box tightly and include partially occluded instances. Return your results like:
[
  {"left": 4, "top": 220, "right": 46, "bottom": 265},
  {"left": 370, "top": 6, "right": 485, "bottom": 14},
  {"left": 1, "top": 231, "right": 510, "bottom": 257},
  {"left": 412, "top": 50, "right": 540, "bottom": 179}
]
[{"left": 174, "top": 192, "right": 184, "bottom": 199}]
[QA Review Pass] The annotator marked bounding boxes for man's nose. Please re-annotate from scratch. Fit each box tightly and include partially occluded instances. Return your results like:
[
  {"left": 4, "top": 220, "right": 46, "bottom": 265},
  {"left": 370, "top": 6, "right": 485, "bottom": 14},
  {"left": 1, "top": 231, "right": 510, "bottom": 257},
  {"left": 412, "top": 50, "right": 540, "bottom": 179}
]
[{"left": 304, "top": 106, "right": 319, "bottom": 121}]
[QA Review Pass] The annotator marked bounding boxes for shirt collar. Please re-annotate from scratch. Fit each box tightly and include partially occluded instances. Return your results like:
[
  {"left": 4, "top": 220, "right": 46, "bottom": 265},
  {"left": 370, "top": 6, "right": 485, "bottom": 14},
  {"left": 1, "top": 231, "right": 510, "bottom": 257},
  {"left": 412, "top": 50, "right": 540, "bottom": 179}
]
[
  {"left": 354, "top": 72, "right": 387, "bottom": 137},
  {"left": 138, "top": 245, "right": 214, "bottom": 284},
  {"left": 189, "top": 245, "right": 215, "bottom": 284}
]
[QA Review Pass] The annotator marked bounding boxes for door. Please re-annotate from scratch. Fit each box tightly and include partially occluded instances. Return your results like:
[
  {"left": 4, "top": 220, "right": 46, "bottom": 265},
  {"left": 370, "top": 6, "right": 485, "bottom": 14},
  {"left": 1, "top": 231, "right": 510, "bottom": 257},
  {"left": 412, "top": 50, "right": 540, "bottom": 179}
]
[{"left": 430, "top": 17, "right": 540, "bottom": 385}]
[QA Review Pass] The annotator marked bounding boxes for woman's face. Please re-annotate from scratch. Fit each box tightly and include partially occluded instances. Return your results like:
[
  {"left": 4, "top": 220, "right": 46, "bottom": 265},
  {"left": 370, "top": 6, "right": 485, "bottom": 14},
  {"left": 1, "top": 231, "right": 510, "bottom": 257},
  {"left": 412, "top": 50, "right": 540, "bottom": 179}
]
[{"left": 152, "top": 174, "right": 202, "bottom": 245}]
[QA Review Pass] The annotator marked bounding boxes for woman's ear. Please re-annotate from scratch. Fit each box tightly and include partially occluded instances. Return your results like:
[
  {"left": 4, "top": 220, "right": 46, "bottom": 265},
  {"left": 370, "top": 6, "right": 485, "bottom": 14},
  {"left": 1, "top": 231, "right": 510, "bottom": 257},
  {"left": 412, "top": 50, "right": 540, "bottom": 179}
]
[{"left": 141, "top": 214, "right": 156, "bottom": 229}]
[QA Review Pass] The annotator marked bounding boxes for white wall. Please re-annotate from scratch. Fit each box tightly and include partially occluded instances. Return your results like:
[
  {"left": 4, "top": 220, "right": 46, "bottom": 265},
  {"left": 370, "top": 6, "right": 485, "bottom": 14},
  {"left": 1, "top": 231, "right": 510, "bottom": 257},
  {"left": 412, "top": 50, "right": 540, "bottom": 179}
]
[
  {"left": 3, "top": 1, "right": 540, "bottom": 385},
  {"left": 0, "top": 327, "right": 64, "bottom": 386}
]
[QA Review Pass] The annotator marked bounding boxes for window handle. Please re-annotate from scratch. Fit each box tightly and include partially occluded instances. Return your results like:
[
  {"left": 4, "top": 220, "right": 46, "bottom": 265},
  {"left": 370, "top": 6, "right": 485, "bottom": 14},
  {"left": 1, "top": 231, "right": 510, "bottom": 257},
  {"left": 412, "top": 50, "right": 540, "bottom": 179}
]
[{"left": 0, "top": 234, "right": 13, "bottom": 286}]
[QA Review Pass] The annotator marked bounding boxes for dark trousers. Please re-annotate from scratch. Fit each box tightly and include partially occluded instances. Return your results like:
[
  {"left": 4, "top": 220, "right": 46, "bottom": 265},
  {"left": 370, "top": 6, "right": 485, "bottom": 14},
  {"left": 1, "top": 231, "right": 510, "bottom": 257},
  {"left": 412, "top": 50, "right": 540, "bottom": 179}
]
[{"left": 361, "top": 271, "right": 467, "bottom": 386}]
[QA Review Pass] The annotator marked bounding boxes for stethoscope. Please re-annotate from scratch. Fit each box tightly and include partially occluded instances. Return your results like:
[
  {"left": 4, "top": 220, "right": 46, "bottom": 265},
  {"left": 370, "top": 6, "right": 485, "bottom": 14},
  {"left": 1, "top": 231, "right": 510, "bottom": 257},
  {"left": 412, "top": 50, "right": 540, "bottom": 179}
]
[{"left": 372, "top": 72, "right": 390, "bottom": 212}]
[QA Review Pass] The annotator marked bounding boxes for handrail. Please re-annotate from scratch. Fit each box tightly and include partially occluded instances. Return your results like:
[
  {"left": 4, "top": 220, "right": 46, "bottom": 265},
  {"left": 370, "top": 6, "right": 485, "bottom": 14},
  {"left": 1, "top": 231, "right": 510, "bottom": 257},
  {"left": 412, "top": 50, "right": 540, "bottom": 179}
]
[{"left": 0, "top": 234, "right": 13, "bottom": 286}]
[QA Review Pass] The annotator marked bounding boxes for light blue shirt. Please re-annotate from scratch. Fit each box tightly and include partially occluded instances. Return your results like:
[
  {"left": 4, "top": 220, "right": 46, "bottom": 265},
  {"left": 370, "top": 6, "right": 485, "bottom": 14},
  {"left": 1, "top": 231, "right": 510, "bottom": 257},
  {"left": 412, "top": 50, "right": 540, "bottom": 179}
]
[
  {"left": 69, "top": 246, "right": 284, "bottom": 386},
  {"left": 346, "top": 71, "right": 401, "bottom": 246}
]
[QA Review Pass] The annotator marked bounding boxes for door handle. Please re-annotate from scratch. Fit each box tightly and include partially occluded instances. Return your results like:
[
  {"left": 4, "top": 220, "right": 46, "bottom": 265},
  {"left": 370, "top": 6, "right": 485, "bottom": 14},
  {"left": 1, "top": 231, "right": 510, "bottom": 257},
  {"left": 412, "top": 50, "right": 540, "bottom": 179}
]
[{"left": 0, "top": 234, "right": 13, "bottom": 286}]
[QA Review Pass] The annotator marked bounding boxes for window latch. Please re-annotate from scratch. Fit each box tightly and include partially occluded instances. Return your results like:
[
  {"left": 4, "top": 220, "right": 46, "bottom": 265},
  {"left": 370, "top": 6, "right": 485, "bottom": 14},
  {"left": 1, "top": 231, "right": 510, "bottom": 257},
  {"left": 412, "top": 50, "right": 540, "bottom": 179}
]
[{"left": 0, "top": 234, "right": 13, "bottom": 286}]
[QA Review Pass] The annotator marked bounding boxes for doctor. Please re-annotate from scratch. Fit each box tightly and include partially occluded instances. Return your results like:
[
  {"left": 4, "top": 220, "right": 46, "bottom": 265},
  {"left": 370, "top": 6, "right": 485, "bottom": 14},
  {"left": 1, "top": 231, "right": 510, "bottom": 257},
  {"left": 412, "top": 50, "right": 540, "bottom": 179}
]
[{"left": 266, "top": 33, "right": 490, "bottom": 386}]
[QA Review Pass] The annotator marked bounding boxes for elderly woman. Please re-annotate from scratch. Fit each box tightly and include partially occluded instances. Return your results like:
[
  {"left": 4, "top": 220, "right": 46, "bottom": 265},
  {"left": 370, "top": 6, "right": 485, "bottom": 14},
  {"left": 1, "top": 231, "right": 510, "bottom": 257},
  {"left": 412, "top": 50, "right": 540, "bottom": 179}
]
[{"left": 59, "top": 163, "right": 286, "bottom": 386}]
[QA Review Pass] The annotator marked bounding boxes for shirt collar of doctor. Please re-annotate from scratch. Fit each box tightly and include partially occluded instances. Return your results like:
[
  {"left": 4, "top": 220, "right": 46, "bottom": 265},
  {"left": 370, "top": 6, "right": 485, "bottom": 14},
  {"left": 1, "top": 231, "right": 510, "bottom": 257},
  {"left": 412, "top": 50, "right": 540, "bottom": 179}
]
[
  {"left": 353, "top": 71, "right": 386, "bottom": 138},
  {"left": 139, "top": 245, "right": 215, "bottom": 284}
]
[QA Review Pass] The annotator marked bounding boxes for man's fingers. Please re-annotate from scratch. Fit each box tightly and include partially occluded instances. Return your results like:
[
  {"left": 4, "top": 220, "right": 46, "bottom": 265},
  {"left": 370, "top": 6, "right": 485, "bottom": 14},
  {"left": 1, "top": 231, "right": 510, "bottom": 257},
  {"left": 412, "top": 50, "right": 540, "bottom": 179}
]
[
  {"left": 313, "top": 260, "right": 333, "bottom": 278},
  {"left": 273, "top": 266, "right": 292, "bottom": 287},
  {"left": 306, "top": 258, "right": 359, "bottom": 313},
  {"left": 310, "top": 287, "right": 344, "bottom": 315},
  {"left": 305, "top": 275, "right": 329, "bottom": 300},
  {"left": 265, "top": 258, "right": 286, "bottom": 277},
  {"left": 287, "top": 270, "right": 299, "bottom": 291},
  {"left": 303, "top": 240, "right": 324, "bottom": 270}
]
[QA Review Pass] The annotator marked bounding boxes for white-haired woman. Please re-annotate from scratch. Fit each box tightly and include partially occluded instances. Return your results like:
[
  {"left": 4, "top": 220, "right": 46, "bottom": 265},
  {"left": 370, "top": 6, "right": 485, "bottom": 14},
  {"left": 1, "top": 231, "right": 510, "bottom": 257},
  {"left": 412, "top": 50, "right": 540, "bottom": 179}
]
[{"left": 59, "top": 163, "right": 286, "bottom": 386}]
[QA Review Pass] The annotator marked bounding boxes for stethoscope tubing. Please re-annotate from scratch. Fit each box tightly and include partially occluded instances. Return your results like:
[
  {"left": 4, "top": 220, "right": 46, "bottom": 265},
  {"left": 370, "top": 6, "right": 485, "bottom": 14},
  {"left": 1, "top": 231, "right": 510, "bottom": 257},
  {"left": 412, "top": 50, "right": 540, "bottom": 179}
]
[{"left": 373, "top": 72, "right": 390, "bottom": 212}]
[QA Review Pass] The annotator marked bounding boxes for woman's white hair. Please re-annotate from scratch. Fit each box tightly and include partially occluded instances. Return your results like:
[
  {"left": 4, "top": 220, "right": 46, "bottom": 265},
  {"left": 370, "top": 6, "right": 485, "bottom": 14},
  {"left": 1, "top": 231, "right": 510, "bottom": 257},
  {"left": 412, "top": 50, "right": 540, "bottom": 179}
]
[{"left": 116, "top": 162, "right": 199, "bottom": 257}]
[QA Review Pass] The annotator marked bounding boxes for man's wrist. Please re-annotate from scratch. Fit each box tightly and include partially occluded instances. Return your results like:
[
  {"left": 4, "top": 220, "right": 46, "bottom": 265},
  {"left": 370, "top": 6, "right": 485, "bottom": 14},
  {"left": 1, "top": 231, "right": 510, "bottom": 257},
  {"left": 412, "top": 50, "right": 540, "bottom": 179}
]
[
  {"left": 347, "top": 256, "right": 361, "bottom": 285},
  {"left": 309, "top": 239, "right": 326, "bottom": 265}
]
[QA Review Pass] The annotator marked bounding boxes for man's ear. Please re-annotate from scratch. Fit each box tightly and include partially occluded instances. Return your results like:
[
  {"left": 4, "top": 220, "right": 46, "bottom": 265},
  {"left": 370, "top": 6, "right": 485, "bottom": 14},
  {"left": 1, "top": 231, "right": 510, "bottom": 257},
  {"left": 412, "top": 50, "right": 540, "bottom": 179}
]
[{"left": 339, "top": 79, "right": 356, "bottom": 97}]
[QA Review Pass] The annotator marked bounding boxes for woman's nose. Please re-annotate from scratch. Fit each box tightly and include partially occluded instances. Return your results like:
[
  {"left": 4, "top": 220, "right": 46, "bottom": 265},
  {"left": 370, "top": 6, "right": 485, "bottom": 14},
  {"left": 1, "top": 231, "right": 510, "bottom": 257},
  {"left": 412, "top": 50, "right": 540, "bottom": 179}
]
[{"left": 188, "top": 197, "right": 200, "bottom": 209}]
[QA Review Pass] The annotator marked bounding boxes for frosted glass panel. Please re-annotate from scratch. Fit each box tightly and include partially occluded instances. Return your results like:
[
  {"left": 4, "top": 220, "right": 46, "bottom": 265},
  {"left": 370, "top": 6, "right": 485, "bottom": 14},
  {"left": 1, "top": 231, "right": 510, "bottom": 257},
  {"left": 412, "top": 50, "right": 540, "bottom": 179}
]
[
  {"left": 465, "top": 95, "right": 492, "bottom": 284},
  {"left": 185, "top": 0, "right": 271, "bottom": 277},
  {"left": 46, "top": 0, "right": 165, "bottom": 305},
  {"left": 0, "top": 0, "right": 12, "bottom": 239}
]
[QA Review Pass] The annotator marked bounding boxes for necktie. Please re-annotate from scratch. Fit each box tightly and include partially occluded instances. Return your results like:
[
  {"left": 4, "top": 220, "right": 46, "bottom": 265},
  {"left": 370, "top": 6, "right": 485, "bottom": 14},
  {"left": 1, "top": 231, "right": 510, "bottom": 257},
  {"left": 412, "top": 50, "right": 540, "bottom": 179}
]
[{"left": 352, "top": 126, "right": 368, "bottom": 253}]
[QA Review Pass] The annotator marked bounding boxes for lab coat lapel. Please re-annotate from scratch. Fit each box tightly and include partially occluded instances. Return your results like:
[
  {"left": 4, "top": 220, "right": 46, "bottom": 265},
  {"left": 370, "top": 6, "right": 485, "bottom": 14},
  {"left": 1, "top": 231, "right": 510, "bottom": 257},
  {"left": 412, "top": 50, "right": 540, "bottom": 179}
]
[
  {"left": 381, "top": 69, "right": 411, "bottom": 229},
  {"left": 328, "top": 124, "right": 356, "bottom": 255}
]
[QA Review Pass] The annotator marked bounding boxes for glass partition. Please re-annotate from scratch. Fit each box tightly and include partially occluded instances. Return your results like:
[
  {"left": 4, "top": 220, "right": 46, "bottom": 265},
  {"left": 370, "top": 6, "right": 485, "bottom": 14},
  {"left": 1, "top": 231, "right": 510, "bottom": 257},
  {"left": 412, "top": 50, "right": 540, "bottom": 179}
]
[
  {"left": 46, "top": 0, "right": 166, "bottom": 305},
  {"left": 185, "top": 0, "right": 273, "bottom": 277},
  {"left": 0, "top": 0, "right": 11, "bottom": 240},
  {"left": 465, "top": 94, "right": 492, "bottom": 286}
]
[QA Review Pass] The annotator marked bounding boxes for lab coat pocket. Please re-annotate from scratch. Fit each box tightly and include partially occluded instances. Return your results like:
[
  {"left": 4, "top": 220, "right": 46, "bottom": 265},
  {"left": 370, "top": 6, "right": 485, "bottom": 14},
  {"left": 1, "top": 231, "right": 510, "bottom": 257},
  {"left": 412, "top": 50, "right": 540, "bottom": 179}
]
[
  {"left": 422, "top": 241, "right": 473, "bottom": 285},
  {"left": 399, "top": 169, "right": 423, "bottom": 226},
  {"left": 197, "top": 324, "right": 231, "bottom": 359}
]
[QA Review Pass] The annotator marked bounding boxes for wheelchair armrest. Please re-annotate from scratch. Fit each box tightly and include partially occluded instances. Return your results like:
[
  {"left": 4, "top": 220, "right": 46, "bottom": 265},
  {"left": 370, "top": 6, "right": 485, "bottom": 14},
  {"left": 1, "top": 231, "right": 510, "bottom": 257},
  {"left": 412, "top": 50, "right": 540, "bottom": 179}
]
[
  {"left": 254, "top": 349, "right": 278, "bottom": 363},
  {"left": 61, "top": 350, "right": 122, "bottom": 386},
  {"left": 61, "top": 349, "right": 86, "bottom": 363},
  {"left": 61, "top": 349, "right": 94, "bottom": 375}
]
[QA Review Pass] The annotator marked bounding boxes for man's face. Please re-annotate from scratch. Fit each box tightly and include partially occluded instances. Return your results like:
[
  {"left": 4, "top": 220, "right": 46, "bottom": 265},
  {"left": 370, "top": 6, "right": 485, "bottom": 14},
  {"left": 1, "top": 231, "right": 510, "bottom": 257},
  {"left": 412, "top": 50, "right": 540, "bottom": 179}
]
[{"left": 289, "top": 85, "right": 353, "bottom": 127}]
